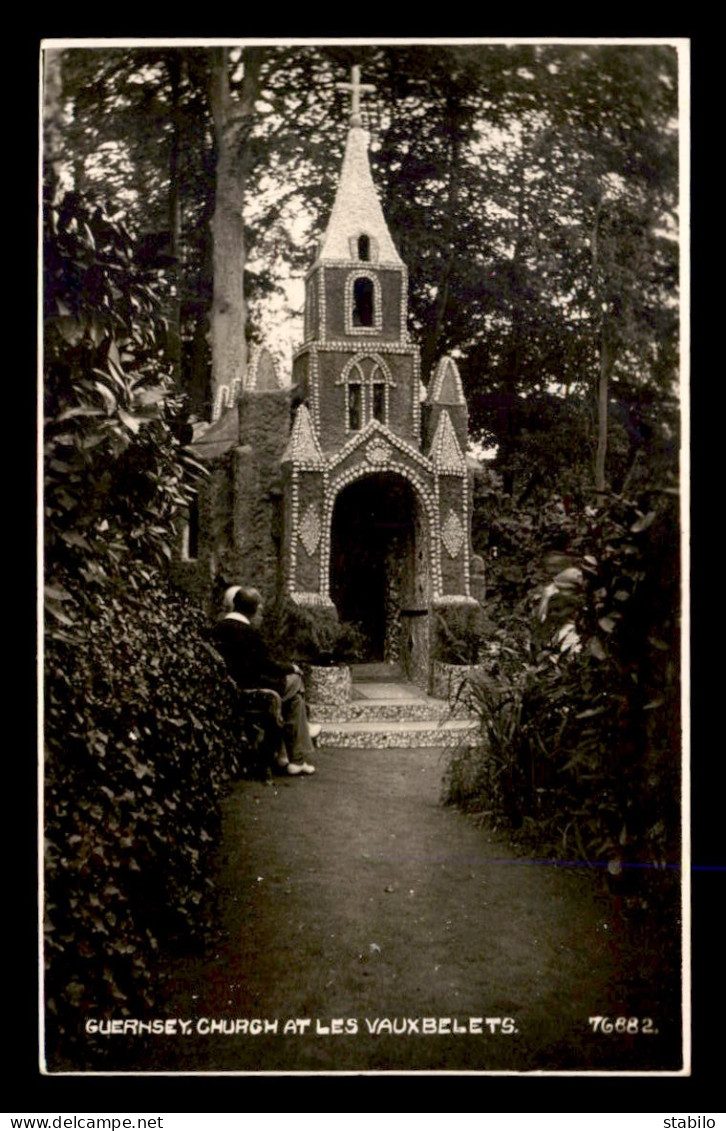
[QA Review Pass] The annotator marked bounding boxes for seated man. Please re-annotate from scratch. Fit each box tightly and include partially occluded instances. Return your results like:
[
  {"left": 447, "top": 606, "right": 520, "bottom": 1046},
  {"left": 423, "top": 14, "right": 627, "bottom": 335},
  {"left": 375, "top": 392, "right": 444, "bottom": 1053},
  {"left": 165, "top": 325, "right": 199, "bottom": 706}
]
[{"left": 212, "top": 586, "right": 319, "bottom": 776}]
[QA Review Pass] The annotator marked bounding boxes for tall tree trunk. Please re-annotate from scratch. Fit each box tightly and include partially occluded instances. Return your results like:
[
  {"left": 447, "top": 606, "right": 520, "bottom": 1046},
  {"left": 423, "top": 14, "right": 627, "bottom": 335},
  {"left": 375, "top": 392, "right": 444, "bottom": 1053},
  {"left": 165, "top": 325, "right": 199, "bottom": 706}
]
[
  {"left": 43, "top": 49, "right": 64, "bottom": 203},
  {"left": 207, "top": 47, "right": 263, "bottom": 414},
  {"left": 421, "top": 103, "right": 462, "bottom": 383}
]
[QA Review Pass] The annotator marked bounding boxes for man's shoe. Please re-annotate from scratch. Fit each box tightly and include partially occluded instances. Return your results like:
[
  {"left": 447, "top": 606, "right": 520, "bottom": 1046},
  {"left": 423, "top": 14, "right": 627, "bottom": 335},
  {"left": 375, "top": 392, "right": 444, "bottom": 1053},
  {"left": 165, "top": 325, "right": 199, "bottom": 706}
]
[
  {"left": 287, "top": 762, "right": 316, "bottom": 776},
  {"left": 309, "top": 723, "right": 322, "bottom": 740}
]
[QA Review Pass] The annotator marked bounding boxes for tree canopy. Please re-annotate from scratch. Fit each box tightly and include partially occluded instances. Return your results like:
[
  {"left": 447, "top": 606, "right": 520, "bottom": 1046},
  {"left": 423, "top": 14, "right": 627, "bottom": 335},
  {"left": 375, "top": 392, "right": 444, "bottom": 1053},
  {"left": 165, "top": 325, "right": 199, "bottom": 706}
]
[{"left": 46, "top": 40, "right": 682, "bottom": 495}]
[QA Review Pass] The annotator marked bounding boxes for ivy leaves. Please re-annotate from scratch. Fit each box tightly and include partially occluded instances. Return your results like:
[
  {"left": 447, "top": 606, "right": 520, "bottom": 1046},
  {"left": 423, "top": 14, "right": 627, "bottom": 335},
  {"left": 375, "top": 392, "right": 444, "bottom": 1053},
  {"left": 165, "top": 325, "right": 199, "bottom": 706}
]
[
  {"left": 44, "top": 190, "right": 207, "bottom": 629},
  {"left": 44, "top": 581, "right": 243, "bottom": 1067}
]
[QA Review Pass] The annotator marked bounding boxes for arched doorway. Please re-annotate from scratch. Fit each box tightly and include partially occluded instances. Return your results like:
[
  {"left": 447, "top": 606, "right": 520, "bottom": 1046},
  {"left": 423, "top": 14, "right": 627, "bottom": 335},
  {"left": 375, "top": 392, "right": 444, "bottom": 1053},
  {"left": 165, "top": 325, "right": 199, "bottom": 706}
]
[{"left": 329, "top": 472, "right": 429, "bottom": 671}]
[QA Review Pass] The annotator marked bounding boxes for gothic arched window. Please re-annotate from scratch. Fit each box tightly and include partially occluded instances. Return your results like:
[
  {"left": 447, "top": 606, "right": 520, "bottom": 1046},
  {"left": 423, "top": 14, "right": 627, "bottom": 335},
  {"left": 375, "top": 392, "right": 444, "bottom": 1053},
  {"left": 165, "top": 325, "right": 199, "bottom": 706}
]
[{"left": 338, "top": 355, "right": 396, "bottom": 432}]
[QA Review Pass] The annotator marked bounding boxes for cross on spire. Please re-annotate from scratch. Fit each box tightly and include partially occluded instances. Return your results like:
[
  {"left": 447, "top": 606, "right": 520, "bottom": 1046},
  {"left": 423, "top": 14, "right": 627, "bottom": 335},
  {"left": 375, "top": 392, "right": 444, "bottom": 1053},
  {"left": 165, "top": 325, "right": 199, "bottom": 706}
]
[{"left": 336, "top": 64, "right": 376, "bottom": 127}]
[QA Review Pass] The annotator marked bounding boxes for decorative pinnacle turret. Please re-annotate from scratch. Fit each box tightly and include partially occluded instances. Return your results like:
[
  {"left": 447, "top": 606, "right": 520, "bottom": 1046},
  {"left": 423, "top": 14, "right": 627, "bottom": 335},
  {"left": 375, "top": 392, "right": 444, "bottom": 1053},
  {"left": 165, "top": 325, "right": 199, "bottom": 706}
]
[{"left": 336, "top": 64, "right": 376, "bottom": 127}]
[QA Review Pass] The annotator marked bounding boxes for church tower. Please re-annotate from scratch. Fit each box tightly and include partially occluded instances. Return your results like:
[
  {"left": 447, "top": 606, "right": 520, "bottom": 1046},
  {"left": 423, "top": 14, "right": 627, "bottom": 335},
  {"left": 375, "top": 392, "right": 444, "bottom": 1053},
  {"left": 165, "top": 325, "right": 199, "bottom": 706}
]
[{"left": 291, "top": 67, "right": 420, "bottom": 453}]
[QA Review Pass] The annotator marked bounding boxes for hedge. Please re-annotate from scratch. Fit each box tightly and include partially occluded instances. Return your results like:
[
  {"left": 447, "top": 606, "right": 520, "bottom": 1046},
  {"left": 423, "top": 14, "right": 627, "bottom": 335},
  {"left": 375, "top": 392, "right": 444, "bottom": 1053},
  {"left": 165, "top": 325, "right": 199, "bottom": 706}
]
[{"left": 44, "top": 570, "right": 244, "bottom": 1069}]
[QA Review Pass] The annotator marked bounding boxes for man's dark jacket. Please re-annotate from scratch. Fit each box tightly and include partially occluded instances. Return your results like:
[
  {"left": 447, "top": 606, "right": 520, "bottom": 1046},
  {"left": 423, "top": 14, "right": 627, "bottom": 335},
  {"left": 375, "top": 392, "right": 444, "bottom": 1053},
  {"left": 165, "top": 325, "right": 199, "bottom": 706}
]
[{"left": 210, "top": 615, "right": 294, "bottom": 693}]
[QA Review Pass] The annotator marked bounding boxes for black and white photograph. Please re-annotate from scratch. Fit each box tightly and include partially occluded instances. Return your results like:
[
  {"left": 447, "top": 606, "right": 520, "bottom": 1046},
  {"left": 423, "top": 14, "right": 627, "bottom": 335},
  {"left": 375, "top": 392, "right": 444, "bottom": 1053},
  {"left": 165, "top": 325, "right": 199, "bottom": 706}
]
[{"left": 40, "top": 36, "right": 688, "bottom": 1076}]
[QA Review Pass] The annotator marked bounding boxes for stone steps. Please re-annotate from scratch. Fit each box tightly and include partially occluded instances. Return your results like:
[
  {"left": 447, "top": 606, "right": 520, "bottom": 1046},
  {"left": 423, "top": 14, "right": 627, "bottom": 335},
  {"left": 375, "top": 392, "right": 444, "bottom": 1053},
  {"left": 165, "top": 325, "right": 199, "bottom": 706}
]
[
  {"left": 307, "top": 668, "right": 480, "bottom": 750},
  {"left": 309, "top": 696, "right": 462, "bottom": 723},
  {"left": 314, "top": 716, "right": 478, "bottom": 750}
]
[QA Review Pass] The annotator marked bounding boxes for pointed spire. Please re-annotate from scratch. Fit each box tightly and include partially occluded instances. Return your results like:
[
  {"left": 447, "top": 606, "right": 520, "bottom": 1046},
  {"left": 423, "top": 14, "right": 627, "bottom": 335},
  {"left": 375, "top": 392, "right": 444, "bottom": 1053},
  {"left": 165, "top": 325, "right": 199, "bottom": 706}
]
[
  {"left": 281, "top": 403, "right": 325, "bottom": 464},
  {"left": 316, "top": 75, "right": 402, "bottom": 267},
  {"left": 247, "top": 346, "right": 281, "bottom": 391},
  {"left": 428, "top": 355, "right": 465, "bottom": 405},
  {"left": 429, "top": 409, "right": 466, "bottom": 472}
]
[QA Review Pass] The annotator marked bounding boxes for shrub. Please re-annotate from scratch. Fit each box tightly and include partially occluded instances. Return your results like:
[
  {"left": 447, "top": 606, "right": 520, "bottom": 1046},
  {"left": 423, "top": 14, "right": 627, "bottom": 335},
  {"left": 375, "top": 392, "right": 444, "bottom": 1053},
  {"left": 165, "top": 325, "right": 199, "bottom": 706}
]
[
  {"left": 260, "top": 597, "right": 367, "bottom": 666},
  {"left": 44, "top": 189, "right": 205, "bottom": 621},
  {"left": 43, "top": 572, "right": 245, "bottom": 1069},
  {"left": 445, "top": 483, "right": 681, "bottom": 914},
  {"left": 42, "top": 188, "right": 240, "bottom": 1069},
  {"left": 433, "top": 603, "right": 491, "bottom": 665}
]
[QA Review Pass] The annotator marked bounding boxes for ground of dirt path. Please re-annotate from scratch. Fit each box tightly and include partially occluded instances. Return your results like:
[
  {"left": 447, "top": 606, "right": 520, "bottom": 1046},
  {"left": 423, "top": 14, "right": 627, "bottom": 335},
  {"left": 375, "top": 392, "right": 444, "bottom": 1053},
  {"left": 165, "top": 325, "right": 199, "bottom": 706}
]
[{"left": 137, "top": 745, "right": 682, "bottom": 1075}]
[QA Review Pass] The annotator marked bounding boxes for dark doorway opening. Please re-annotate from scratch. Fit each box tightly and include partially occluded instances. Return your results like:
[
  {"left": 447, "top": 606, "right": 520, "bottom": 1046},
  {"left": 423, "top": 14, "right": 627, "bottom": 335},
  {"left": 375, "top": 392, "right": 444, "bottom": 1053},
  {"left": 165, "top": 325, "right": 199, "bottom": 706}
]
[{"left": 330, "top": 473, "right": 417, "bottom": 663}]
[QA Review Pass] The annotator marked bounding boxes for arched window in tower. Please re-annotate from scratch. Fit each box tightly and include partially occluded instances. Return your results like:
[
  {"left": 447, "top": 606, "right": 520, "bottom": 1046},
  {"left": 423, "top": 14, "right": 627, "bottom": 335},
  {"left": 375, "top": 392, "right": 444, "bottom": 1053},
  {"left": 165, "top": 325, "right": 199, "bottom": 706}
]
[
  {"left": 345, "top": 271, "right": 382, "bottom": 334},
  {"left": 353, "top": 277, "right": 374, "bottom": 327},
  {"left": 358, "top": 233, "right": 370, "bottom": 261}
]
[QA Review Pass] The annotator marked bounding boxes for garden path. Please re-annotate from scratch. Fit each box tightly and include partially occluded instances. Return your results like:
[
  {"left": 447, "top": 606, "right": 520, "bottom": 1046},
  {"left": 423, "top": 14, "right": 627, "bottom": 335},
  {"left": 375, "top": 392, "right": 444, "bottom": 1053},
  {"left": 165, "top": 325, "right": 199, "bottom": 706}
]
[{"left": 148, "top": 743, "right": 682, "bottom": 1075}]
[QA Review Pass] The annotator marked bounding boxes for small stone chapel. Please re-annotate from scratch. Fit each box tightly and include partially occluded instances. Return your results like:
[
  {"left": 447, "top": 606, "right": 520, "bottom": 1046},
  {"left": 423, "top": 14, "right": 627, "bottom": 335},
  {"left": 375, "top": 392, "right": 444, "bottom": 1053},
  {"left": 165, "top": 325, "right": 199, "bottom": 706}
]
[{"left": 174, "top": 67, "right": 483, "bottom": 688}]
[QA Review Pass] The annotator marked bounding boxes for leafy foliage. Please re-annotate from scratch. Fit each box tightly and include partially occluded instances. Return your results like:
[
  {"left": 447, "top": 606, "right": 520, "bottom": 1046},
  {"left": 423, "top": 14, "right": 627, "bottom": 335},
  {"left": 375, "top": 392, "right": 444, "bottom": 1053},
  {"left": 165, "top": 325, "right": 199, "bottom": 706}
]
[
  {"left": 42, "top": 188, "right": 245, "bottom": 1068},
  {"left": 445, "top": 479, "right": 681, "bottom": 916},
  {"left": 43, "top": 52, "right": 684, "bottom": 1060},
  {"left": 44, "top": 577, "right": 243, "bottom": 1068},
  {"left": 260, "top": 597, "right": 367, "bottom": 666},
  {"left": 433, "top": 603, "right": 490, "bottom": 665},
  {"left": 44, "top": 189, "right": 205, "bottom": 623}
]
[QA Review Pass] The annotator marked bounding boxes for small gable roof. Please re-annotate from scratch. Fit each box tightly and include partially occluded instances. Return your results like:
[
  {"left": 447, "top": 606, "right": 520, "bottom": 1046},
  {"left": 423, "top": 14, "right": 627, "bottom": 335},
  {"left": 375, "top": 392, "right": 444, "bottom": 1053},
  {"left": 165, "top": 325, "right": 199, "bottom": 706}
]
[
  {"left": 428, "top": 355, "right": 465, "bottom": 406},
  {"left": 428, "top": 409, "right": 466, "bottom": 473},
  {"left": 281, "top": 403, "right": 325, "bottom": 465}
]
